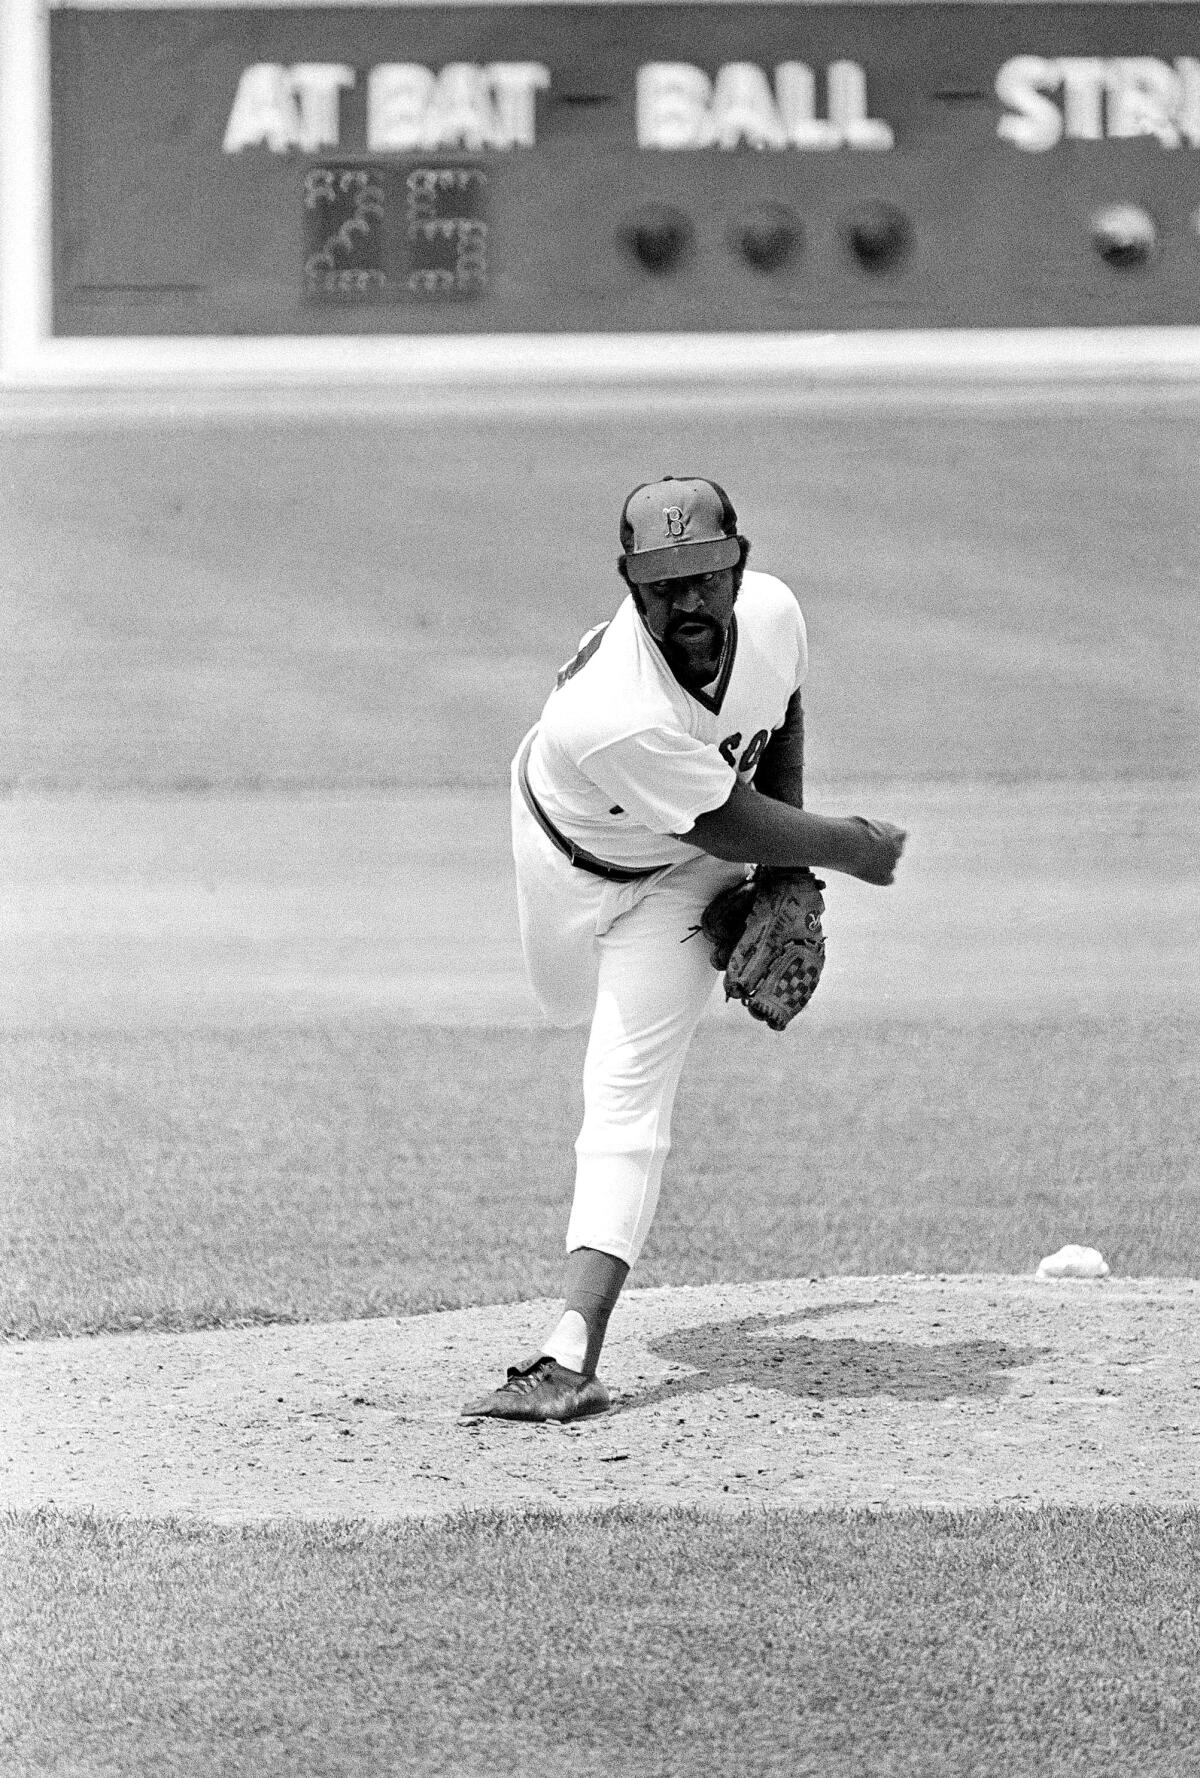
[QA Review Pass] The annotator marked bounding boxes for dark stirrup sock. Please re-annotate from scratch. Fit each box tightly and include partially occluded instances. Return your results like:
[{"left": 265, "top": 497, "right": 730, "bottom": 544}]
[{"left": 563, "top": 1245, "right": 630, "bottom": 1375}]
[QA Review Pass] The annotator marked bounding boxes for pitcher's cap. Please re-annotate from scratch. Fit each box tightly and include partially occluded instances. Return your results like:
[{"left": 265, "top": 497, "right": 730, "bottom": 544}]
[{"left": 620, "top": 477, "right": 742, "bottom": 584}]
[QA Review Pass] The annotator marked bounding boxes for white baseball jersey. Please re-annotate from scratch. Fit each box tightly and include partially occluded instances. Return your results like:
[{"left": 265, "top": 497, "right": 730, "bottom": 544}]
[{"left": 526, "top": 569, "right": 808, "bottom": 871}]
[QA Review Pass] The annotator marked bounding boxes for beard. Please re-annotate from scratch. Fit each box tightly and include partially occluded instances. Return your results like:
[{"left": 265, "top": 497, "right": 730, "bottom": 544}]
[{"left": 661, "top": 612, "right": 726, "bottom": 687}]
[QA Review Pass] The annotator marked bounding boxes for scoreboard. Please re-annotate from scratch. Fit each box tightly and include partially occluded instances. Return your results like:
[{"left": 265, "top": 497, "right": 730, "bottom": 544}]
[{"left": 47, "top": 4, "right": 1200, "bottom": 337}]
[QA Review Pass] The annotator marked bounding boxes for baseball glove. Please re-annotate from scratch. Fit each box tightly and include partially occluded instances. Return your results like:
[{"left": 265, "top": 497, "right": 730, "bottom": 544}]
[{"left": 700, "top": 867, "right": 826, "bottom": 1031}]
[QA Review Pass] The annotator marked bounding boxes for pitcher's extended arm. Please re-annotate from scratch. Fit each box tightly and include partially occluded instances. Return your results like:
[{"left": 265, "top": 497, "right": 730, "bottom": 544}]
[{"left": 685, "top": 778, "right": 905, "bottom": 886}]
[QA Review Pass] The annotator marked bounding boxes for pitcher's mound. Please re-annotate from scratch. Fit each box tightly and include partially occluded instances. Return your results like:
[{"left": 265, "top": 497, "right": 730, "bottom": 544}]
[{"left": 5, "top": 1275, "right": 1196, "bottom": 1522}]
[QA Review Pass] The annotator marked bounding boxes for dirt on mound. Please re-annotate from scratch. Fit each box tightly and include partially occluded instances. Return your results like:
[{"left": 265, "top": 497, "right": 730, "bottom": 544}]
[{"left": 3, "top": 1275, "right": 1197, "bottom": 1522}]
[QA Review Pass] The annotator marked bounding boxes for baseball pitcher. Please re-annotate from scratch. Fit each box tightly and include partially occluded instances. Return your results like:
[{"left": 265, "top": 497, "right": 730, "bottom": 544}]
[{"left": 462, "top": 476, "right": 905, "bottom": 1423}]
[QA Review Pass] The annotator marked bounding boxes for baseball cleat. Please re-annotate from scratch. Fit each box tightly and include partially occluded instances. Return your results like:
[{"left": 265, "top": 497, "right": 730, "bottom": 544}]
[{"left": 460, "top": 1354, "right": 611, "bottom": 1423}]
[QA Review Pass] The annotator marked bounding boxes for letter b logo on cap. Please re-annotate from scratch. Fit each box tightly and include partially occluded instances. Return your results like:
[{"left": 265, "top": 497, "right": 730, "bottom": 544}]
[{"left": 663, "top": 506, "right": 686, "bottom": 537}]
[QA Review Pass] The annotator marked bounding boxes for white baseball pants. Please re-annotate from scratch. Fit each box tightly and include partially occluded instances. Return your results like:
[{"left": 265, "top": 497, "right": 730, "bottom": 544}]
[{"left": 511, "top": 738, "right": 746, "bottom": 1267}]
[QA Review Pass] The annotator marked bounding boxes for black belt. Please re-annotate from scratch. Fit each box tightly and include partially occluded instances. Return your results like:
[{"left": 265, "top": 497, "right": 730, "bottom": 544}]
[{"left": 517, "top": 733, "right": 663, "bottom": 883}]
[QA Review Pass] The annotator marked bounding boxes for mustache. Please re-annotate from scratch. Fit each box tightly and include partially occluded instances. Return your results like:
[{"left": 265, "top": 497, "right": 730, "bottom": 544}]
[{"left": 664, "top": 612, "right": 722, "bottom": 643}]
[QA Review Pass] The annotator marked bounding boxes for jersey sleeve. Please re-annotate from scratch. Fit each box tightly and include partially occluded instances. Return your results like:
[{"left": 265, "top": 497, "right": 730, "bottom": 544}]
[
  {"left": 793, "top": 604, "right": 809, "bottom": 693},
  {"left": 765, "top": 576, "right": 808, "bottom": 694},
  {"left": 578, "top": 728, "right": 735, "bottom": 836}
]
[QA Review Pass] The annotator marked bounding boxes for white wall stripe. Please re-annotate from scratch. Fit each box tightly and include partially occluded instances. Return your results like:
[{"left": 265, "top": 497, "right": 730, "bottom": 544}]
[
  {"left": 9, "top": 329, "right": 1200, "bottom": 389},
  {"left": 0, "top": 0, "right": 53, "bottom": 377}
]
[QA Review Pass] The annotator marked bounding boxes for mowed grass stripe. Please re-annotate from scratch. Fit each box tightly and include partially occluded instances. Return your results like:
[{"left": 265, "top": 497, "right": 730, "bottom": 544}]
[
  {"left": 3, "top": 1505, "right": 1199, "bottom": 1778},
  {"left": 4, "top": 397, "right": 1197, "bottom": 790},
  {"left": 3, "top": 1015, "right": 1197, "bottom": 1339}
]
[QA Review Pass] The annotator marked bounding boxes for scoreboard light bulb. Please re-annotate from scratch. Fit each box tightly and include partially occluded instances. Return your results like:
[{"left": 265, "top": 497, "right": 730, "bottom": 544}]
[{"left": 1090, "top": 201, "right": 1157, "bottom": 266}]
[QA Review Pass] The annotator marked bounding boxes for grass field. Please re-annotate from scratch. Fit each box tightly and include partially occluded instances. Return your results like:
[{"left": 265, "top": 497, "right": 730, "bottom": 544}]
[
  {"left": 3, "top": 1014, "right": 1197, "bottom": 1339},
  {"left": 5, "top": 1506, "right": 1200, "bottom": 1777}
]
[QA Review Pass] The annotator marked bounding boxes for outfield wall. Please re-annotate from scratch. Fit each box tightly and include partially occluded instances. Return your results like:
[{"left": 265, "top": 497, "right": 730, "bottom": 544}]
[{"left": 4, "top": 0, "right": 1200, "bottom": 384}]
